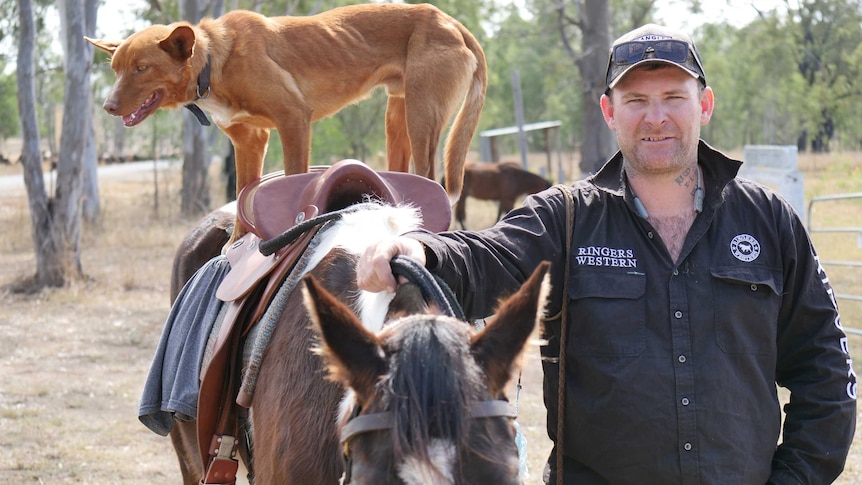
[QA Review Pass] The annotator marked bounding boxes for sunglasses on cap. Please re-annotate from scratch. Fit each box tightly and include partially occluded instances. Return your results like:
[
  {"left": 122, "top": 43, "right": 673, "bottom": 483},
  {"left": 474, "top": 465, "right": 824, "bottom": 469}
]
[
  {"left": 605, "top": 38, "right": 706, "bottom": 93},
  {"left": 612, "top": 39, "right": 691, "bottom": 65}
]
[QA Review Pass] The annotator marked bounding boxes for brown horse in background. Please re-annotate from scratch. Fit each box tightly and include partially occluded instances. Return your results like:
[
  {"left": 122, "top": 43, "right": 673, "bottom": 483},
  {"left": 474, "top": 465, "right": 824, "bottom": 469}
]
[{"left": 455, "top": 161, "right": 551, "bottom": 229}]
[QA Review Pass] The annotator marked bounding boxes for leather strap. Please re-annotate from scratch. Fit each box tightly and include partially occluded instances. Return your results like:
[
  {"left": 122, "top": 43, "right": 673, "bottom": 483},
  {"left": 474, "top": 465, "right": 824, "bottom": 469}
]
[
  {"left": 201, "top": 435, "right": 239, "bottom": 485},
  {"left": 553, "top": 184, "right": 573, "bottom": 485},
  {"left": 185, "top": 54, "right": 212, "bottom": 126},
  {"left": 201, "top": 302, "right": 244, "bottom": 485},
  {"left": 341, "top": 400, "right": 516, "bottom": 447}
]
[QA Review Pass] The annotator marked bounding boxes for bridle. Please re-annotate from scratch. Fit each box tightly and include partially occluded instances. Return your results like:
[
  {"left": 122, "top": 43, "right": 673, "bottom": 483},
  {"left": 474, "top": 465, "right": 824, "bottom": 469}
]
[
  {"left": 338, "top": 255, "right": 516, "bottom": 484},
  {"left": 339, "top": 400, "right": 517, "bottom": 484}
]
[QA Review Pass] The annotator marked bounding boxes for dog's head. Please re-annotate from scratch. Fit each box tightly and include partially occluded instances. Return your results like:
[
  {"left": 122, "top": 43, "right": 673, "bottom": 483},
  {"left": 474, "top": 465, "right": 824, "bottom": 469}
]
[{"left": 87, "top": 23, "right": 204, "bottom": 127}]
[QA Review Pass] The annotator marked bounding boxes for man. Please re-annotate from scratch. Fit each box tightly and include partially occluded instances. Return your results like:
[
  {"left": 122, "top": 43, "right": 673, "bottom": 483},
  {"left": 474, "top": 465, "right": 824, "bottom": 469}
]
[{"left": 357, "top": 24, "right": 856, "bottom": 484}]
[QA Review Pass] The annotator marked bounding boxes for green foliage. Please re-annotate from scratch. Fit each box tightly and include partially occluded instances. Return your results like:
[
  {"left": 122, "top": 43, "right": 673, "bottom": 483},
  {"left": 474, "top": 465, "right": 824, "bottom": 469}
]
[
  {"left": 695, "top": 0, "right": 862, "bottom": 151},
  {"left": 482, "top": 4, "right": 580, "bottom": 155},
  {"left": 0, "top": 61, "right": 19, "bottom": 141}
]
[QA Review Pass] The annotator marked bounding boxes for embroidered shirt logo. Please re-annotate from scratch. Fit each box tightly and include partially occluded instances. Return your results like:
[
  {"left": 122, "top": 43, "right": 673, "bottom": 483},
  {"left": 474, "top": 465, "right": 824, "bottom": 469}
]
[
  {"left": 730, "top": 234, "right": 761, "bottom": 262},
  {"left": 576, "top": 246, "right": 638, "bottom": 268}
]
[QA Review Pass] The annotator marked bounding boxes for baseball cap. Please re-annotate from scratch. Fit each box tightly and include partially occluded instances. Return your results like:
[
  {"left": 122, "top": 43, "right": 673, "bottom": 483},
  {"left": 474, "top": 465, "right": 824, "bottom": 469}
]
[{"left": 605, "top": 24, "right": 707, "bottom": 94}]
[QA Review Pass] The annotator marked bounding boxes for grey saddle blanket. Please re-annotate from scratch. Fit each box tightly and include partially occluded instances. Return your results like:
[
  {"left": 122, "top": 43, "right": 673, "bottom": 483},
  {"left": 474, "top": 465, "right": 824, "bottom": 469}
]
[{"left": 138, "top": 255, "right": 230, "bottom": 436}]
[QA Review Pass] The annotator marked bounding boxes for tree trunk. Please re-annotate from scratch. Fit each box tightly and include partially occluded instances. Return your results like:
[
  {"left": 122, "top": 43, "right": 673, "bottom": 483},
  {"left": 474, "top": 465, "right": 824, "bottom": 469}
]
[
  {"left": 181, "top": 112, "right": 211, "bottom": 215},
  {"left": 179, "top": 0, "right": 213, "bottom": 218},
  {"left": 556, "top": 0, "right": 617, "bottom": 178},
  {"left": 81, "top": 0, "right": 100, "bottom": 222},
  {"left": 16, "top": 0, "right": 57, "bottom": 286},
  {"left": 46, "top": 0, "right": 92, "bottom": 284},
  {"left": 578, "top": 0, "right": 616, "bottom": 176}
]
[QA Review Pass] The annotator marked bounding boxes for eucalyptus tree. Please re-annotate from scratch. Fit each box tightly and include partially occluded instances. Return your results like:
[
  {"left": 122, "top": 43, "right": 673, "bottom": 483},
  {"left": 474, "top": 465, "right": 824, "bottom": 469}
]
[
  {"left": 16, "top": 0, "right": 98, "bottom": 288},
  {"left": 789, "top": 0, "right": 862, "bottom": 152}
]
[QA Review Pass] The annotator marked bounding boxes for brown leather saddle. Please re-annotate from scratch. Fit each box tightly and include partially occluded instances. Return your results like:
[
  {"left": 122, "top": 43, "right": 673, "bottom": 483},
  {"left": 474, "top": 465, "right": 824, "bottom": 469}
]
[{"left": 197, "top": 159, "right": 451, "bottom": 484}]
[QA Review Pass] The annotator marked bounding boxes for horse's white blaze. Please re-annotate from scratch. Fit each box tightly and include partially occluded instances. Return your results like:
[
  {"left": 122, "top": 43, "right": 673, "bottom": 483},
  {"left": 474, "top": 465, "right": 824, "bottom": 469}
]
[
  {"left": 397, "top": 439, "right": 457, "bottom": 485},
  {"left": 307, "top": 204, "right": 423, "bottom": 428}
]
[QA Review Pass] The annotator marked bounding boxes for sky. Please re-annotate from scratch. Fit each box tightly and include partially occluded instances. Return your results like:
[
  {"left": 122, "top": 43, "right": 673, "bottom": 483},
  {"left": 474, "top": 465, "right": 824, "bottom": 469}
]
[
  {"left": 655, "top": 0, "right": 788, "bottom": 31},
  {"left": 95, "top": 1, "right": 789, "bottom": 40},
  {"left": 94, "top": 0, "right": 151, "bottom": 39}
]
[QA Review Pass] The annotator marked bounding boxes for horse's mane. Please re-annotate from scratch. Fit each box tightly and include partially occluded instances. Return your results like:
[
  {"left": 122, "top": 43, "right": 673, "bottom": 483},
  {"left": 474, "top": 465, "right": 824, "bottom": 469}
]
[{"left": 381, "top": 315, "right": 482, "bottom": 473}]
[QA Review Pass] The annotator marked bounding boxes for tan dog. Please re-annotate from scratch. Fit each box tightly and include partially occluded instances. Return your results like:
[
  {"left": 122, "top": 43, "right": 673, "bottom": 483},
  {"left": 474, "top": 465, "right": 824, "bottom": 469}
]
[{"left": 87, "top": 3, "right": 487, "bottom": 241}]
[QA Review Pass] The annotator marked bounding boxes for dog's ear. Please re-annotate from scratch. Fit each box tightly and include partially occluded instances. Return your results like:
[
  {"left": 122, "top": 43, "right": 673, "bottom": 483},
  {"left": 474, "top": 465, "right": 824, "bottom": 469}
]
[
  {"left": 84, "top": 37, "right": 121, "bottom": 56},
  {"left": 158, "top": 25, "right": 197, "bottom": 61}
]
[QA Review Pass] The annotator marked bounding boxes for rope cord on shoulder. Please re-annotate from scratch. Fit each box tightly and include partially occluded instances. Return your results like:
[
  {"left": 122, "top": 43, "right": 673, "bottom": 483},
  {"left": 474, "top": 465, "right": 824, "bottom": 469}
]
[{"left": 554, "top": 184, "right": 573, "bottom": 485}]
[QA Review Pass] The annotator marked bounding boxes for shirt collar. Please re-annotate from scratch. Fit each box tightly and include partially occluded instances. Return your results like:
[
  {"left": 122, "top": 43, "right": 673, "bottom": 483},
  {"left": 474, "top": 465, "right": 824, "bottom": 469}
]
[{"left": 588, "top": 140, "right": 743, "bottom": 209}]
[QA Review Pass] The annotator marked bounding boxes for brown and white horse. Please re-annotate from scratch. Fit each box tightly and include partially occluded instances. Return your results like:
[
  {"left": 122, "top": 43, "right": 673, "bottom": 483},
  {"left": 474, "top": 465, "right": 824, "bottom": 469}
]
[{"left": 166, "top": 203, "right": 546, "bottom": 484}]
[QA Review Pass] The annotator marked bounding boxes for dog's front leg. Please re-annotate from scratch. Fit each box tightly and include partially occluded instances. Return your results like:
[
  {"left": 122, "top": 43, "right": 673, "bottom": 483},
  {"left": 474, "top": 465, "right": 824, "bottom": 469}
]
[
  {"left": 223, "top": 123, "right": 271, "bottom": 243},
  {"left": 276, "top": 118, "right": 312, "bottom": 176}
]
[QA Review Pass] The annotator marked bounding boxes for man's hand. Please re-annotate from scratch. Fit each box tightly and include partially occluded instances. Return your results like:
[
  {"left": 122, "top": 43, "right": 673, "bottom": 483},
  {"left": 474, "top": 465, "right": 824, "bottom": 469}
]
[{"left": 357, "top": 237, "right": 426, "bottom": 293}]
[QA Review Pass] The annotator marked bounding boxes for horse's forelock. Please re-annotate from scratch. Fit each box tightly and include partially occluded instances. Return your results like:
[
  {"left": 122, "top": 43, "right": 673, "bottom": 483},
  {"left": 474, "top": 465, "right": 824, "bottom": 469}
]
[{"left": 381, "top": 316, "right": 481, "bottom": 477}]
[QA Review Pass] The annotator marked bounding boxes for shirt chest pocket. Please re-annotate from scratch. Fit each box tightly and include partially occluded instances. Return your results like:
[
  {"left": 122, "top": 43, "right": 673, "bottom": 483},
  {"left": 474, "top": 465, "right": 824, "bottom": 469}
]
[
  {"left": 711, "top": 266, "right": 782, "bottom": 355},
  {"left": 568, "top": 269, "right": 646, "bottom": 356}
]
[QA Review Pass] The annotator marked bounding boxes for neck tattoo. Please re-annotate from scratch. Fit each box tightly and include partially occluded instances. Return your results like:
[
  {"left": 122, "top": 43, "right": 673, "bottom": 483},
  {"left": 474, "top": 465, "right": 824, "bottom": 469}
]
[{"left": 630, "top": 165, "right": 703, "bottom": 219}]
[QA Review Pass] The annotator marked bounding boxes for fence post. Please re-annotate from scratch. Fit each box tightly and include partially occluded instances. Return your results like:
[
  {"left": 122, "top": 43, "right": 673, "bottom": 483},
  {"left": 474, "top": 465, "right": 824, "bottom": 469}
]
[{"left": 740, "top": 145, "right": 805, "bottom": 221}]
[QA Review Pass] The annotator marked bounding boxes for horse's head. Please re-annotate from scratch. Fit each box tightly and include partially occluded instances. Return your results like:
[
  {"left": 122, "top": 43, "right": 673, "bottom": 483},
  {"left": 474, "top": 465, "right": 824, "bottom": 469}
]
[{"left": 303, "top": 261, "right": 550, "bottom": 485}]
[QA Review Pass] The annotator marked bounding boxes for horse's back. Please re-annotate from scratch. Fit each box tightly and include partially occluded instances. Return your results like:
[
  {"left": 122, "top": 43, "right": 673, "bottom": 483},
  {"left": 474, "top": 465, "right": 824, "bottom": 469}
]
[{"left": 170, "top": 203, "right": 235, "bottom": 302}]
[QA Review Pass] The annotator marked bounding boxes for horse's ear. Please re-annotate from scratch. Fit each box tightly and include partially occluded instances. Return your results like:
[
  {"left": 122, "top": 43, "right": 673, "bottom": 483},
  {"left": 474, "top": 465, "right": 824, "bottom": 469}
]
[
  {"left": 470, "top": 261, "right": 550, "bottom": 394},
  {"left": 303, "top": 275, "right": 387, "bottom": 402}
]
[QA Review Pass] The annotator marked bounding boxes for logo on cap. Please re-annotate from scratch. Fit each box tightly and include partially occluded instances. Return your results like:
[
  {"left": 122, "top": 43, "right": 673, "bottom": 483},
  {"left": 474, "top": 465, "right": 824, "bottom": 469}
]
[
  {"left": 635, "top": 34, "right": 672, "bottom": 41},
  {"left": 730, "top": 234, "right": 761, "bottom": 262}
]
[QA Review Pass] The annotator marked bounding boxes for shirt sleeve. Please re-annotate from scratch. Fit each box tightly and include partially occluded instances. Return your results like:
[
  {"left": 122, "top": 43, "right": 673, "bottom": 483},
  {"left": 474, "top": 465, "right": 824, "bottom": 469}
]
[
  {"left": 408, "top": 187, "right": 569, "bottom": 319},
  {"left": 769, "top": 201, "right": 857, "bottom": 483}
]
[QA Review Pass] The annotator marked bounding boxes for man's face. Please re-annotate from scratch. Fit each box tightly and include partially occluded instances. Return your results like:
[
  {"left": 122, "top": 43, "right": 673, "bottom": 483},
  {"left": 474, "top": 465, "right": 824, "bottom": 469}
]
[{"left": 600, "top": 64, "right": 714, "bottom": 177}]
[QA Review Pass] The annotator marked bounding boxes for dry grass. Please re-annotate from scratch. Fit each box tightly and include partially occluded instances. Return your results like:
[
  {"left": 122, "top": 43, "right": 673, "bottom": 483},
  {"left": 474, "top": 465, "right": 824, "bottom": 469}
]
[{"left": 0, "top": 151, "right": 860, "bottom": 483}]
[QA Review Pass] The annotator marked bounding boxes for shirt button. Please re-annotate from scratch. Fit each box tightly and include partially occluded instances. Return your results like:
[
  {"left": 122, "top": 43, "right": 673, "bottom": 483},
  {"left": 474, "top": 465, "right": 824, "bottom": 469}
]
[
  {"left": 681, "top": 397, "right": 690, "bottom": 406},
  {"left": 678, "top": 355, "right": 687, "bottom": 363},
  {"left": 684, "top": 442, "right": 693, "bottom": 451},
  {"left": 674, "top": 311, "right": 683, "bottom": 319},
  {"left": 750, "top": 284, "right": 758, "bottom": 291},
  {"left": 648, "top": 232, "right": 654, "bottom": 239},
  {"left": 673, "top": 269, "right": 679, "bottom": 276}
]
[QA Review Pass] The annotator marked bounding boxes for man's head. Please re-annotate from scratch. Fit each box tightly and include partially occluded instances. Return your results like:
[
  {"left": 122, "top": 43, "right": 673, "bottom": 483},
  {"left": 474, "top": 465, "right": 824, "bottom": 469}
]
[
  {"left": 604, "top": 24, "right": 706, "bottom": 95},
  {"left": 599, "top": 24, "right": 714, "bottom": 178}
]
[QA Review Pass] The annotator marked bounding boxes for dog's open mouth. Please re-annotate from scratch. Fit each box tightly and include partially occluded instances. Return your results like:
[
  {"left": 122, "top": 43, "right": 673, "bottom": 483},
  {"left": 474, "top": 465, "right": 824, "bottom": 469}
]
[{"left": 122, "top": 91, "right": 161, "bottom": 127}]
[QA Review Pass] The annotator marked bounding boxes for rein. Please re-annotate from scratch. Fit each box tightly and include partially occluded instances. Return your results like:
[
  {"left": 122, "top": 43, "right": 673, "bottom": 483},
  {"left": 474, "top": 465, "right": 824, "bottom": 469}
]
[
  {"left": 390, "top": 255, "right": 464, "bottom": 320},
  {"left": 258, "top": 203, "right": 378, "bottom": 256}
]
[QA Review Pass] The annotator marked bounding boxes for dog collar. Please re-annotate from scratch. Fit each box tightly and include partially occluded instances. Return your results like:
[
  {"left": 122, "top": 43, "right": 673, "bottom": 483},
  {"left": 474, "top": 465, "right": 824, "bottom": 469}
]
[{"left": 184, "top": 54, "right": 212, "bottom": 126}]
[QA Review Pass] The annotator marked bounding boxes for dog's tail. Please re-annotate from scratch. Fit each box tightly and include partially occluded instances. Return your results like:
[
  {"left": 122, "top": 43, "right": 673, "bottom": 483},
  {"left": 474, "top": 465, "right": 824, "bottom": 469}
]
[{"left": 442, "top": 28, "right": 488, "bottom": 206}]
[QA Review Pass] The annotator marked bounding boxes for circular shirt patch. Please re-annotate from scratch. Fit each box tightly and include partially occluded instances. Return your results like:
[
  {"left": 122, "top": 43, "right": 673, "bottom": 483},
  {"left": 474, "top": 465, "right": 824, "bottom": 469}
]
[{"left": 730, "top": 234, "right": 761, "bottom": 262}]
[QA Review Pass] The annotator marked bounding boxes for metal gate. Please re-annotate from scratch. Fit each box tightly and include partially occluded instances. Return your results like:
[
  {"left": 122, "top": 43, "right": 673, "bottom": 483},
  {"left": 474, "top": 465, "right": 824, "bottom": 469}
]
[{"left": 807, "top": 192, "right": 862, "bottom": 333}]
